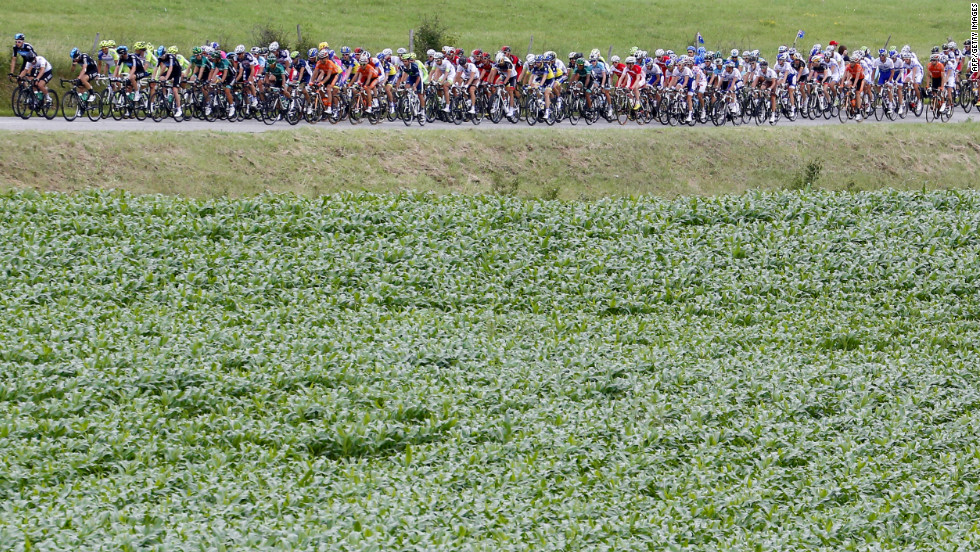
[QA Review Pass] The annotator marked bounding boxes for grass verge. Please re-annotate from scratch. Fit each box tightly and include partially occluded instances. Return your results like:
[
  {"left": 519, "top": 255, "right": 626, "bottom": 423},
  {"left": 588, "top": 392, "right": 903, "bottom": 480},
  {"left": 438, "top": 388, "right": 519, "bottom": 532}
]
[{"left": 1, "top": 123, "right": 979, "bottom": 199}]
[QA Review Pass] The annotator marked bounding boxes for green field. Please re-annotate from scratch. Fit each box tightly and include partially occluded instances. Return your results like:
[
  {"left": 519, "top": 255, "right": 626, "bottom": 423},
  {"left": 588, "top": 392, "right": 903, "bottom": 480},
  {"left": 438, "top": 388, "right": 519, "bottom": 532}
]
[
  {"left": 2, "top": 123, "right": 980, "bottom": 199},
  {"left": 2, "top": 189, "right": 980, "bottom": 550}
]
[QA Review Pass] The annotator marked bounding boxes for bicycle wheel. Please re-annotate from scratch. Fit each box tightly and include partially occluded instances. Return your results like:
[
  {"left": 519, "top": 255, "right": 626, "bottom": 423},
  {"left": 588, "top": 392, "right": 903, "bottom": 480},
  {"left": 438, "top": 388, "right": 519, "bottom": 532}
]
[
  {"left": 61, "top": 90, "right": 80, "bottom": 121},
  {"left": 133, "top": 94, "right": 148, "bottom": 121},
  {"left": 838, "top": 97, "right": 850, "bottom": 123},
  {"left": 41, "top": 90, "right": 59, "bottom": 120},
  {"left": 925, "top": 100, "right": 936, "bottom": 122},
  {"left": 11, "top": 87, "right": 24, "bottom": 118},
  {"left": 150, "top": 91, "right": 168, "bottom": 122},
  {"left": 84, "top": 91, "right": 103, "bottom": 121}
]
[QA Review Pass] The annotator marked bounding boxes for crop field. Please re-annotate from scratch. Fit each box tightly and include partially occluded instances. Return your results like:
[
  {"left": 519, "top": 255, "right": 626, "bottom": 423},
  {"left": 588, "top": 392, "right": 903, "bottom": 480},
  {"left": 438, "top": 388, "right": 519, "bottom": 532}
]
[{"left": 1, "top": 189, "right": 979, "bottom": 550}]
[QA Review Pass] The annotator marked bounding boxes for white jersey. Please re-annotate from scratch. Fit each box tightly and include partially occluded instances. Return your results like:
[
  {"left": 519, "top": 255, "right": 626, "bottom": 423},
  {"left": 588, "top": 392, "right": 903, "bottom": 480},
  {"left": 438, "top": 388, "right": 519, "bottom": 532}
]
[
  {"left": 434, "top": 59, "right": 456, "bottom": 81},
  {"left": 692, "top": 65, "right": 706, "bottom": 84},
  {"left": 774, "top": 61, "right": 797, "bottom": 78},
  {"left": 760, "top": 67, "right": 777, "bottom": 81},
  {"left": 719, "top": 68, "right": 742, "bottom": 83},
  {"left": 873, "top": 57, "right": 894, "bottom": 76},
  {"left": 457, "top": 59, "right": 479, "bottom": 80},
  {"left": 825, "top": 58, "right": 841, "bottom": 79},
  {"left": 25, "top": 55, "right": 52, "bottom": 74}
]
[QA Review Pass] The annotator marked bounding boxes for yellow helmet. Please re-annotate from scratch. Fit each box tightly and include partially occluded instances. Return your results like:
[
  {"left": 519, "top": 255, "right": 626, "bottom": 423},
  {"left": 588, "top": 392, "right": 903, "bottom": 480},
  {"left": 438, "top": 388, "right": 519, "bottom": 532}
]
[{"left": 318, "top": 41, "right": 329, "bottom": 51}]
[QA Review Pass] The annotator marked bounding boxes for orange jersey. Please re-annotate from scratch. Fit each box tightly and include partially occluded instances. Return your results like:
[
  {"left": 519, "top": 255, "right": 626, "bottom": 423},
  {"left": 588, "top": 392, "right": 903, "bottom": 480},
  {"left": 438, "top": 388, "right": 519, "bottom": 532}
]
[
  {"left": 845, "top": 63, "right": 864, "bottom": 79},
  {"left": 926, "top": 61, "right": 944, "bottom": 79},
  {"left": 315, "top": 59, "right": 340, "bottom": 74},
  {"left": 357, "top": 63, "right": 380, "bottom": 80}
]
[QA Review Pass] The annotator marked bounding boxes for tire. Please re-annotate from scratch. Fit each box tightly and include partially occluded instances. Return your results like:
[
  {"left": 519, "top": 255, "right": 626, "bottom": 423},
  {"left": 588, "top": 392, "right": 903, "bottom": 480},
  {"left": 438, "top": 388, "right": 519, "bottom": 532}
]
[
  {"left": 61, "top": 90, "right": 80, "bottom": 121},
  {"left": 11, "top": 87, "right": 25, "bottom": 118},
  {"left": 41, "top": 90, "right": 59, "bottom": 120},
  {"left": 488, "top": 95, "right": 503, "bottom": 124},
  {"left": 150, "top": 91, "right": 169, "bottom": 122},
  {"left": 109, "top": 90, "right": 126, "bottom": 121},
  {"left": 86, "top": 91, "right": 103, "bottom": 121}
]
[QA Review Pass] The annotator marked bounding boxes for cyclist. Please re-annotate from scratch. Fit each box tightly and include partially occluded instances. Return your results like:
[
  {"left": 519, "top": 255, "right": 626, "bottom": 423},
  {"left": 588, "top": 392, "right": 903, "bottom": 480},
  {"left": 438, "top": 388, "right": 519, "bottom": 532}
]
[
  {"left": 941, "top": 54, "right": 957, "bottom": 113},
  {"left": 527, "top": 55, "right": 555, "bottom": 118},
  {"left": 843, "top": 54, "right": 866, "bottom": 121},
  {"left": 455, "top": 53, "right": 481, "bottom": 115},
  {"left": 354, "top": 52, "right": 381, "bottom": 112},
  {"left": 926, "top": 53, "right": 946, "bottom": 113},
  {"left": 617, "top": 55, "right": 644, "bottom": 110},
  {"left": 489, "top": 51, "right": 518, "bottom": 116},
  {"left": 97, "top": 40, "right": 118, "bottom": 75},
  {"left": 231, "top": 45, "right": 259, "bottom": 108},
  {"left": 154, "top": 45, "right": 184, "bottom": 118},
  {"left": 115, "top": 45, "right": 150, "bottom": 101},
  {"left": 872, "top": 49, "right": 896, "bottom": 114},
  {"left": 10, "top": 33, "right": 37, "bottom": 77},
  {"left": 395, "top": 52, "right": 426, "bottom": 116},
  {"left": 773, "top": 53, "right": 798, "bottom": 117},
  {"left": 755, "top": 59, "right": 779, "bottom": 123},
  {"left": 667, "top": 56, "right": 695, "bottom": 122},
  {"left": 567, "top": 57, "right": 593, "bottom": 110},
  {"left": 589, "top": 52, "right": 612, "bottom": 114},
  {"left": 19, "top": 50, "right": 54, "bottom": 103},
  {"left": 718, "top": 61, "right": 743, "bottom": 114},
  {"left": 311, "top": 49, "right": 341, "bottom": 114},
  {"left": 69, "top": 47, "right": 99, "bottom": 103},
  {"left": 901, "top": 51, "right": 923, "bottom": 107},
  {"left": 208, "top": 49, "right": 237, "bottom": 117}
]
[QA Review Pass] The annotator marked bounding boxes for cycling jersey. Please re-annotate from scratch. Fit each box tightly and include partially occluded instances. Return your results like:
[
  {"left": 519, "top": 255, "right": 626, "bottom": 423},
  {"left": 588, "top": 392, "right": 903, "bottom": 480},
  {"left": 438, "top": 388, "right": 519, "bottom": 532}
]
[
  {"left": 97, "top": 48, "right": 118, "bottom": 70},
  {"left": 590, "top": 61, "right": 608, "bottom": 79},
  {"left": 24, "top": 55, "right": 52, "bottom": 78},
  {"left": 845, "top": 63, "right": 864, "bottom": 81},
  {"left": 75, "top": 53, "right": 99, "bottom": 76},
  {"left": 873, "top": 57, "right": 893, "bottom": 85},
  {"left": 458, "top": 59, "right": 479, "bottom": 81},
  {"left": 433, "top": 59, "right": 455, "bottom": 82},
  {"left": 720, "top": 68, "right": 742, "bottom": 90},
  {"left": 759, "top": 67, "right": 777, "bottom": 83},
  {"left": 315, "top": 58, "right": 340, "bottom": 75},
  {"left": 414, "top": 59, "right": 429, "bottom": 85},
  {"left": 12, "top": 42, "right": 37, "bottom": 69},
  {"left": 529, "top": 64, "right": 554, "bottom": 83},
  {"left": 267, "top": 60, "right": 286, "bottom": 85},
  {"left": 943, "top": 61, "right": 957, "bottom": 87},
  {"left": 356, "top": 62, "right": 380, "bottom": 83}
]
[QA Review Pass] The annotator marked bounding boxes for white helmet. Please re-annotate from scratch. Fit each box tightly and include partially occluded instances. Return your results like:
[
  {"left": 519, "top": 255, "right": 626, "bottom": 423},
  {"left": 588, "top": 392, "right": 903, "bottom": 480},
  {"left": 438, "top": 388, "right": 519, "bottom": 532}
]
[
  {"left": 495, "top": 52, "right": 504, "bottom": 63},
  {"left": 526, "top": 53, "right": 535, "bottom": 62},
  {"left": 398, "top": 48, "right": 407, "bottom": 55},
  {"left": 625, "top": 55, "right": 636, "bottom": 63},
  {"left": 425, "top": 49, "right": 435, "bottom": 56},
  {"left": 778, "top": 45, "right": 787, "bottom": 53},
  {"left": 655, "top": 49, "right": 664, "bottom": 57},
  {"left": 382, "top": 48, "right": 392, "bottom": 56},
  {"left": 442, "top": 46, "right": 453, "bottom": 53},
  {"left": 590, "top": 48, "right": 601, "bottom": 59},
  {"left": 202, "top": 46, "right": 214, "bottom": 55},
  {"left": 358, "top": 53, "right": 369, "bottom": 63},
  {"left": 610, "top": 55, "right": 620, "bottom": 63},
  {"left": 234, "top": 44, "right": 246, "bottom": 54},
  {"left": 730, "top": 49, "right": 738, "bottom": 57},
  {"left": 268, "top": 41, "right": 279, "bottom": 52},
  {"left": 250, "top": 46, "right": 260, "bottom": 55},
  {"left": 434, "top": 52, "right": 444, "bottom": 60}
]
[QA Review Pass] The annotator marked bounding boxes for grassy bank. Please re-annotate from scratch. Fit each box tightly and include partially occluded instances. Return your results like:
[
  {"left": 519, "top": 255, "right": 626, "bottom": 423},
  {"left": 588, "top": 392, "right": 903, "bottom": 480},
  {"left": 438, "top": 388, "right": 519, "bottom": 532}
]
[{"left": 1, "top": 123, "right": 979, "bottom": 199}]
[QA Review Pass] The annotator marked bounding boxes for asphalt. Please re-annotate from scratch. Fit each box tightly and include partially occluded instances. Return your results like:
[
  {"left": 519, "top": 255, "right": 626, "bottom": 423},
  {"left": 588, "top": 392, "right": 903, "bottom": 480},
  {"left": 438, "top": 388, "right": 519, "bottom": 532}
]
[{"left": 0, "top": 109, "right": 975, "bottom": 132}]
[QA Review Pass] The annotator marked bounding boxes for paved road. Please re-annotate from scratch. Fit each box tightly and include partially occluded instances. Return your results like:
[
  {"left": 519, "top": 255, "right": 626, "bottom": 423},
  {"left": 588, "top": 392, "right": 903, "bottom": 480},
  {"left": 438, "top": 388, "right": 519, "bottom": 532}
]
[{"left": 0, "top": 111, "right": 975, "bottom": 132}]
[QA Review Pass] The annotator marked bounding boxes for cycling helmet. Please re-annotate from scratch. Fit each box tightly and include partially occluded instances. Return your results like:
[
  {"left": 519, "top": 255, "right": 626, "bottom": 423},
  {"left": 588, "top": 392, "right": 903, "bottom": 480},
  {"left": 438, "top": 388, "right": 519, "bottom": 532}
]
[
  {"left": 687, "top": 46, "right": 695, "bottom": 52},
  {"left": 235, "top": 45, "right": 245, "bottom": 54},
  {"left": 472, "top": 49, "right": 482, "bottom": 58},
  {"left": 724, "top": 61, "right": 735, "bottom": 68},
  {"left": 425, "top": 49, "right": 435, "bottom": 57},
  {"left": 98, "top": 40, "right": 107, "bottom": 49},
  {"left": 931, "top": 46, "right": 941, "bottom": 54},
  {"left": 545, "top": 50, "right": 556, "bottom": 59},
  {"left": 156, "top": 45, "right": 165, "bottom": 57},
  {"left": 69, "top": 47, "right": 80, "bottom": 59},
  {"left": 14, "top": 33, "right": 25, "bottom": 40},
  {"left": 788, "top": 48, "right": 797, "bottom": 55},
  {"left": 192, "top": 46, "right": 203, "bottom": 55},
  {"left": 589, "top": 52, "right": 599, "bottom": 61},
  {"left": 208, "top": 41, "right": 219, "bottom": 50},
  {"left": 278, "top": 49, "right": 288, "bottom": 59},
  {"left": 353, "top": 47, "right": 363, "bottom": 54},
  {"left": 947, "top": 41, "right": 957, "bottom": 49},
  {"left": 889, "top": 49, "right": 898, "bottom": 57},
  {"left": 940, "top": 55, "right": 949, "bottom": 63},
  {"left": 777, "top": 53, "right": 787, "bottom": 62},
  {"left": 625, "top": 56, "right": 636, "bottom": 64},
  {"left": 778, "top": 45, "right": 787, "bottom": 54},
  {"left": 307, "top": 48, "right": 317, "bottom": 58},
  {"left": 341, "top": 46, "right": 351, "bottom": 55},
  {"left": 901, "top": 52, "right": 911, "bottom": 59},
  {"left": 495, "top": 52, "right": 504, "bottom": 63},
  {"left": 653, "top": 49, "right": 664, "bottom": 57},
  {"left": 401, "top": 53, "right": 411, "bottom": 61},
  {"left": 534, "top": 55, "right": 544, "bottom": 64},
  {"left": 210, "top": 51, "right": 221, "bottom": 60},
  {"left": 568, "top": 51, "right": 576, "bottom": 59},
  {"left": 435, "top": 52, "right": 445, "bottom": 60},
  {"left": 409, "top": 53, "right": 417, "bottom": 60},
  {"left": 250, "top": 46, "right": 260, "bottom": 55},
  {"left": 382, "top": 48, "right": 392, "bottom": 57},
  {"left": 327, "top": 49, "right": 335, "bottom": 58},
  {"left": 117, "top": 45, "right": 128, "bottom": 55},
  {"left": 318, "top": 49, "right": 329, "bottom": 59},
  {"left": 107, "top": 40, "right": 116, "bottom": 49},
  {"left": 877, "top": 49, "right": 886, "bottom": 56},
  {"left": 146, "top": 43, "right": 155, "bottom": 52},
  {"left": 202, "top": 46, "right": 214, "bottom": 56},
  {"left": 759, "top": 59, "right": 768, "bottom": 66},
  {"left": 269, "top": 41, "right": 279, "bottom": 52},
  {"left": 442, "top": 46, "right": 453, "bottom": 54},
  {"left": 576, "top": 58, "right": 586, "bottom": 66},
  {"left": 610, "top": 55, "right": 621, "bottom": 63},
  {"left": 133, "top": 41, "right": 143, "bottom": 50},
  {"left": 318, "top": 42, "right": 329, "bottom": 51},
  {"left": 713, "top": 58, "right": 723, "bottom": 66},
  {"left": 501, "top": 45, "right": 511, "bottom": 54},
  {"left": 731, "top": 49, "right": 739, "bottom": 57},
  {"left": 398, "top": 48, "right": 408, "bottom": 56},
  {"left": 525, "top": 53, "right": 534, "bottom": 62},
  {"left": 290, "top": 51, "right": 299, "bottom": 59},
  {"left": 168, "top": 46, "right": 178, "bottom": 55}
]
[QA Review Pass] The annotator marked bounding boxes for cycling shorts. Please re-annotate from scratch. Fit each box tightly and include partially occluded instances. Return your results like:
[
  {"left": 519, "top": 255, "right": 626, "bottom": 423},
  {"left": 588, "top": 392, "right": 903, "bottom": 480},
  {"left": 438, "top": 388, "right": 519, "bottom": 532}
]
[
  {"left": 37, "top": 69, "right": 53, "bottom": 83},
  {"left": 876, "top": 71, "right": 891, "bottom": 86},
  {"left": 930, "top": 76, "right": 943, "bottom": 89},
  {"left": 406, "top": 75, "right": 423, "bottom": 92},
  {"left": 785, "top": 74, "right": 796, "bottom": 86}
]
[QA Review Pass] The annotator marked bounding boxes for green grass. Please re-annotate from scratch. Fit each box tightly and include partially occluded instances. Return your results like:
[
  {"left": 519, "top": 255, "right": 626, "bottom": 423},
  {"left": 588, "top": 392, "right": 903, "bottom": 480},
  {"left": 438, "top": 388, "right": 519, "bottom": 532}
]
[
  {"left": 2, "top": 189, "right": 980, "bottom": 550},
  {"left": 1, "top": 123, "right": 979, "bottom": 199}
]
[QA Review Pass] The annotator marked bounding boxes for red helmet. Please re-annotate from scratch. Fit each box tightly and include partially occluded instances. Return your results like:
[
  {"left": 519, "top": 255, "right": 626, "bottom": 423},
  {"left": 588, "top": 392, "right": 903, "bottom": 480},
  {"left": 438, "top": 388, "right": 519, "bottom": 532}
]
[
  {"left": 353, "top": 47, "right": 363, "bottom": 54},
  {"left": 472, "top": 49, "right": 482, "bottom": 58},
  {"left": 455, "top": 48, "right": 464, "bottom": 56},
  {"left": 501, "top": 45, "right": 511, "bottom": 53}
]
